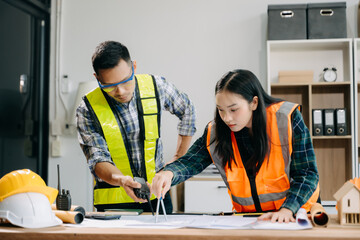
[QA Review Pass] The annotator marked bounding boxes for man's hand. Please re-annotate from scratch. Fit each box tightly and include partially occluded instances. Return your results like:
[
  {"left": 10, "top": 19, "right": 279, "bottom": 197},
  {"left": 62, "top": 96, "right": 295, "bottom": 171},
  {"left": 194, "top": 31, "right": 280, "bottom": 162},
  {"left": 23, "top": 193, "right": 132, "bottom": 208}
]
[
  {"left": 112, "top": 175, "right": 147, "bottom": 202},
  {"left": 94, "top": 162, "right": 145, "bottom": 202},
  {"left": 257, "top": 208, "right": 295, "bottom": 223},
  {"left": 150, "top": 170, "right": 174, "bottom": 199}
]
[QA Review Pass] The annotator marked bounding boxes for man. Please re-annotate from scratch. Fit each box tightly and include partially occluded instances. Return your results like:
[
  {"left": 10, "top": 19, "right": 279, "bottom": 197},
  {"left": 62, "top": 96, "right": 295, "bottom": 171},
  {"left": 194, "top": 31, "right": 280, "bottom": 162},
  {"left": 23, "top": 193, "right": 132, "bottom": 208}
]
[{"left": 77, "top": 41, "right": 196, "bottom": 213}]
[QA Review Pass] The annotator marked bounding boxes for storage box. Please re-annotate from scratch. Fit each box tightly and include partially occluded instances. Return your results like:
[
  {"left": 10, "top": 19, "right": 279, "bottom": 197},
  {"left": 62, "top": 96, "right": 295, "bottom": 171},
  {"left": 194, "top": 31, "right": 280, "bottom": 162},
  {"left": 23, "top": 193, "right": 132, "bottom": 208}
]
[
  {"left": 268, "top": 4, "right": 307, "bottom": 40},
  {"left": 278, "top": 70, "right": 314, "bottom": 83},
  {"left": 307, "top": 2, "right": 347, "bottom": 39}
]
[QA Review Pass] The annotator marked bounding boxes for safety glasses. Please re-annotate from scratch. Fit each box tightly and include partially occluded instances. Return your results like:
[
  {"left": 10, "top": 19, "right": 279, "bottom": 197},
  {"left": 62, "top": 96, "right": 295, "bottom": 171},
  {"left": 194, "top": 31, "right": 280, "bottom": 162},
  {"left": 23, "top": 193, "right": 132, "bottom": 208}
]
[{"left": 97, "top": 62, "right": 134, "bottom": 93}]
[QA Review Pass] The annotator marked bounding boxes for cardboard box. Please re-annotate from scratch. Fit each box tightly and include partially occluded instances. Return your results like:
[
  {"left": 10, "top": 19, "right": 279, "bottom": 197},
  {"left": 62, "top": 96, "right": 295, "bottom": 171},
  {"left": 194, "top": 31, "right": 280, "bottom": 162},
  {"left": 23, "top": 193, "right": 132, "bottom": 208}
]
[{"left": 278, "top": 70, "right": 314, "bottom": 83}]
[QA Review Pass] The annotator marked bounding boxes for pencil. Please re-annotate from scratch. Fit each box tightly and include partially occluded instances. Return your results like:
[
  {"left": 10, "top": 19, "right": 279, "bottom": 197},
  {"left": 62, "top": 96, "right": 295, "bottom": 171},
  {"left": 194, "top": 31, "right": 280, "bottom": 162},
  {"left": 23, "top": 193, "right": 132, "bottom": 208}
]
[{"left": 234, "top": 212, "right": 264, "bottom": 217}]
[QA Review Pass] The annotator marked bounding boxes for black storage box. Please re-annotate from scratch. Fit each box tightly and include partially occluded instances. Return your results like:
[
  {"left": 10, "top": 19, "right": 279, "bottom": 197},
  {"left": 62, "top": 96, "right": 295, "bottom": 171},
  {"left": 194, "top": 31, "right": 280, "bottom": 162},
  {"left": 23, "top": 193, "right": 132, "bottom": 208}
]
[
  {"left": 307, "top": 2, "right": 347, "bottom": 39},
  {"left": 268, "top": 4, "right": 307, "bottom": 40}
]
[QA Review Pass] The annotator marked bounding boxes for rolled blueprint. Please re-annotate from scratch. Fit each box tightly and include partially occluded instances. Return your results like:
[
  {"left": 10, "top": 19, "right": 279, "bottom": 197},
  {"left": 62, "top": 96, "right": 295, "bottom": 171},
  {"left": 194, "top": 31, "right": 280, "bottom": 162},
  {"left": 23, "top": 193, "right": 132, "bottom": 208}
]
[
  {"left": 310, "top": 203, "right": 329, "bottom": 227},
  {"left": 70, "top": 205, "right": 86, "bottom": 216},
  {"left": 296, "top": 208, "right": 311, "bottom": 227},
  {"left": 53, "top": 210, "right": 84, "bottom": 224},
  {"left": 51, "top": 204, "right": 85, "bottom": 216}
]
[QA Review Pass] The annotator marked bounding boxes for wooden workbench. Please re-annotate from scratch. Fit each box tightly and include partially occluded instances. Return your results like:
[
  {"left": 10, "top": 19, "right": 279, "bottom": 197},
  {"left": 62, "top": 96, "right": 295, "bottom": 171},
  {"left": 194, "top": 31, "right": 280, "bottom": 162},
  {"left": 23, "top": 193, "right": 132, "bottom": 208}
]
[{"left": 1, "top": 215, "right": 360, "bottom": 240}]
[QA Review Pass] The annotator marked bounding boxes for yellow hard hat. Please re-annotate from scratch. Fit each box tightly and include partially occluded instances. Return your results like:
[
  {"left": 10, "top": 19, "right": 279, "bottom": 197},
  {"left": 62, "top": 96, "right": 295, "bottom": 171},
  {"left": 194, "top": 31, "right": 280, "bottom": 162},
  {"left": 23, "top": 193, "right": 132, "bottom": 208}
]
[{"left": 0, "top": 169, "right": 58, "bottom": 203}]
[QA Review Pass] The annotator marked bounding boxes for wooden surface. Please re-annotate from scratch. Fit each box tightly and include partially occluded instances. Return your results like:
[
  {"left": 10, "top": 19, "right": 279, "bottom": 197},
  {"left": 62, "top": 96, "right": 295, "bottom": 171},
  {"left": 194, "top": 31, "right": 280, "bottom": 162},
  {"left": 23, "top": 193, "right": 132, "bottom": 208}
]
[
  {"left": 271, "top": 85, "right": 310, "bottom": 124},
  {"left": 1, "top": 215, "right": 360, "bottom": 240},
  {"left": 314, "top": 139, "right": 352, "bottom": 200}
]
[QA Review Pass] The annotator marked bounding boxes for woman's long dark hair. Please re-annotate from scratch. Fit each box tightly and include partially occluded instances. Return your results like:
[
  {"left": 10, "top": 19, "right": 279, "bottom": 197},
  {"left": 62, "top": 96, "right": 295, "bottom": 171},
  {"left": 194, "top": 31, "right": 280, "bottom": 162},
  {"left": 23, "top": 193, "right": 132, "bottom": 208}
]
[{"left": 214, "top": 69, "right": 282, "bottom": 173}]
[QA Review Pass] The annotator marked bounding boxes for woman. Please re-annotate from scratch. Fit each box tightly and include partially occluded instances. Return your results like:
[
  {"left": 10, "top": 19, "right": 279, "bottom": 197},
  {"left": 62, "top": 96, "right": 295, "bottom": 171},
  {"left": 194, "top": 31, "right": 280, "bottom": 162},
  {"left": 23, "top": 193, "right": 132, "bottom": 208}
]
[{"left": 151, "top": 69, "right": 319, "bottom": 223}]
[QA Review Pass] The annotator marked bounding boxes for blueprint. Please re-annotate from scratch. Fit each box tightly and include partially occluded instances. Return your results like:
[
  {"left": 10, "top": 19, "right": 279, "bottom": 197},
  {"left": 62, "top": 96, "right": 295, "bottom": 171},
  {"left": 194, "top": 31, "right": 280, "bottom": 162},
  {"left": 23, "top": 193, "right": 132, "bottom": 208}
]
[{"left": 67, "top": 213, "right": 312, "bottom": 230}]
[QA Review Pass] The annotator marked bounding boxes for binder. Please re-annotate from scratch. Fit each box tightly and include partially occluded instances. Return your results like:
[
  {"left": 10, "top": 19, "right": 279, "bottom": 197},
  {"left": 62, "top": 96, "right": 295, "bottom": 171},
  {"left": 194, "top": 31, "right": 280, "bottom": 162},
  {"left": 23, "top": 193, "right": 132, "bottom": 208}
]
[
  {"left": 335, "top": 108, "right": 347, "bottom": 135},
  {"left": 312, "top": 109, "right": 323, "bottom": 136},
  {"left": 323, "top": 109, "right": 335, "bottom": 136}
]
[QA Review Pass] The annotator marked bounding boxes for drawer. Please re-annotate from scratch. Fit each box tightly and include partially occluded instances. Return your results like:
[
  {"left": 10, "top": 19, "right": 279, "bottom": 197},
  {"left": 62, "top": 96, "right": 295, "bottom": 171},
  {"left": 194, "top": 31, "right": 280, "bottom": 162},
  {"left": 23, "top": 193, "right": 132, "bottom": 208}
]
[{"left": 184, "top": 179, "right": 233, "bottom": 213}]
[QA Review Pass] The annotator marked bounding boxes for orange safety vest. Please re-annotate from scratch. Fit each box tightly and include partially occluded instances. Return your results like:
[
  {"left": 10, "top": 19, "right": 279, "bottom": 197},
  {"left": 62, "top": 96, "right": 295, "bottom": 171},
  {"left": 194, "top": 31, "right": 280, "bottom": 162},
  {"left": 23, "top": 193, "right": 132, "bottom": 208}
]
[{"left": 206, "top": 101, "right": 320, "bottom": 213}]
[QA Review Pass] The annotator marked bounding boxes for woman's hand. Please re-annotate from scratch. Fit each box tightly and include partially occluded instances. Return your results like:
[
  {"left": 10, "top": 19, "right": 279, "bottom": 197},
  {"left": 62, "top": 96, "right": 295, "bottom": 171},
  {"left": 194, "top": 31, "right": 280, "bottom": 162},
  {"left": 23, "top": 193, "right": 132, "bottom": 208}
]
[
  {"left": 257, "top": 208, "right": 295, "bottom": 223},
  {"left": 150, "top": 170, "right": 174, "bottom": 199}
]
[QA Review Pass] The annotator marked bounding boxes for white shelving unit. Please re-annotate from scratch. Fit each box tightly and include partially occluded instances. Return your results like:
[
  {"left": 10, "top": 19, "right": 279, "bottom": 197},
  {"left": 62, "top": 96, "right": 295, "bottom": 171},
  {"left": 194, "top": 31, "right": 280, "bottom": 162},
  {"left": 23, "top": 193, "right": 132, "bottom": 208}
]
[
  {"left": 267, "top": 38, "right": 356, "bottom": 202},
  {"left": 353, "top": 39, "right": 360, "bottom": 178},
  {"left": 267, "top": 39, "right": 353, "bottom": 87}
]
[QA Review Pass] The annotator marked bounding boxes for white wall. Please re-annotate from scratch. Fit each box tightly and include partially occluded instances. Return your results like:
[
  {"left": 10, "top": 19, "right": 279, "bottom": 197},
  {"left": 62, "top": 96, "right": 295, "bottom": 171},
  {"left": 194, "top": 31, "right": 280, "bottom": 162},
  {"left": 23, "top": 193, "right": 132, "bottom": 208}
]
[{"left": 48, "top": 0, "right": 359, "bottom": 211}]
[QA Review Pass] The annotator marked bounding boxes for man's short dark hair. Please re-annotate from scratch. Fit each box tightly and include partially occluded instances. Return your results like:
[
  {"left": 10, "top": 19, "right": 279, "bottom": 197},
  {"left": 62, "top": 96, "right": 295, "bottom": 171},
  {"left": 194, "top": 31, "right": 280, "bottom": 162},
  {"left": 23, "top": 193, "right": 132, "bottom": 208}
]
[{"left": 92, "top": 41, "right": 131, "bottom": 75}]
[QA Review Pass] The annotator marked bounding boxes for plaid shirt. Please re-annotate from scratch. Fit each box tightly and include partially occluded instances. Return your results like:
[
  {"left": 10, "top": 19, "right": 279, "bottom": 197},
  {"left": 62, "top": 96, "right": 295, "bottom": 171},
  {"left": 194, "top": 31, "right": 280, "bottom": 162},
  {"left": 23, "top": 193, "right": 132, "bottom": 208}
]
[
  {"left": 77, "top": 75, "right": 196, "bottom": 181},
  {"left": 164, "top": 108, "right": 319, "bottom": 214}
]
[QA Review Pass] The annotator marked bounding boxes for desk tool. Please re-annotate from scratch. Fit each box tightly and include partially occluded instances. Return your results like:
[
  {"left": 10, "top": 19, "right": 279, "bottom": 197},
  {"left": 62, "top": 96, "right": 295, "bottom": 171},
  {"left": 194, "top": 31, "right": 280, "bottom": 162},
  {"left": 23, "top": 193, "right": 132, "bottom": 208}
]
[
  {"left": 133, "top": 177, "right": 154, "bottom": 215},
  {"left": 155, "top": 197, "right": 167, "bottom": 223},
  {"left": 104, "top": 208, "right": 143, "bottom": 215},
  {"left": 235, "top": 212, "right": 264, "bottom": 217},
  {"left": 85, "top": 212, "right": 121, "bottom": 220},
  {"left": 56, "top": 164, "right": 72, "bottom": 211}
]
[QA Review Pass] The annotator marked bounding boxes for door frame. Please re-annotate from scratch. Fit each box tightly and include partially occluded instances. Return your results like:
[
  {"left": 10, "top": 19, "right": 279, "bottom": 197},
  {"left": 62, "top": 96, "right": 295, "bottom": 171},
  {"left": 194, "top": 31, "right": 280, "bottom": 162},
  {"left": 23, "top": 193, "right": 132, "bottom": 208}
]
[{"left": 2, "top": 0, "right": 50, "bottom": 181}]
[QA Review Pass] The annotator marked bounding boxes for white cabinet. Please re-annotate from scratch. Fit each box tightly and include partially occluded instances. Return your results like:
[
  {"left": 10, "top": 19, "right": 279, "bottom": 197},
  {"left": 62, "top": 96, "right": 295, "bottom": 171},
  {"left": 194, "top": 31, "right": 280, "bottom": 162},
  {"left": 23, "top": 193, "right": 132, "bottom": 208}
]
[
  {"left": 267, "top": 39, "right": 356, "bottom": 202},
  {"left": 353, "top": 39, "right": 360, "bottom": 178},
  {"left": 184, "top": 176, "right": 233, "bottom": 213}
]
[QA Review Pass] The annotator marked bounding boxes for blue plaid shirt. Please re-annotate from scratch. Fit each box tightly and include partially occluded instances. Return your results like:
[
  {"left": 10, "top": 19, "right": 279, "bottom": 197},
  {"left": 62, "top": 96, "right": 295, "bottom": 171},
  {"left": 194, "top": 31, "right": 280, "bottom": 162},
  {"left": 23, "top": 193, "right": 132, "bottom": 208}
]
[
  {"left": 164, "top": 109, "right": 319, "bottom": 214},
  {"left": 77, "top": 75, "right": 196, "bottom": 181}
]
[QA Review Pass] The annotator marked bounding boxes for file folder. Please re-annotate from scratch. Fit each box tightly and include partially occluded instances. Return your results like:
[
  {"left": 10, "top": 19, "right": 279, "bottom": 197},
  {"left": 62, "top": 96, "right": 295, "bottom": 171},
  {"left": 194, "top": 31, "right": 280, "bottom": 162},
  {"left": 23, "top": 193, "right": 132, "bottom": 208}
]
[
  {"left": 335, "top": 108, "right": 347, "bottom": 135},
  {"left": 323, "top": 109, "right": 335, "bottom": 136},
  {"left": 312, "top": 109, "right": 323, "bottom": 136}
]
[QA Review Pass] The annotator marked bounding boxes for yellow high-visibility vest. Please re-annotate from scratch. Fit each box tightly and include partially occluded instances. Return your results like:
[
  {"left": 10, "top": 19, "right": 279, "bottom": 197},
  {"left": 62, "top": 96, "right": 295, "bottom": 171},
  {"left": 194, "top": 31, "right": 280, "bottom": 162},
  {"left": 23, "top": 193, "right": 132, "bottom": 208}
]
[{"left": 86, "top": 74, "right": 159, "bottom": 206}]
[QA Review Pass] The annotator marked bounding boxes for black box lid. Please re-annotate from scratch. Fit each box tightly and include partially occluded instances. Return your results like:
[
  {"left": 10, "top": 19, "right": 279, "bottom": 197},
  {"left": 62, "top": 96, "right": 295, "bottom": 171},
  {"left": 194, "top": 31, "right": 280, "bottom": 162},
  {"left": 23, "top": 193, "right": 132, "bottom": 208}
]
[
  {"left": 268, "top": 4, "right": 307, "bottom": 10},
  {"left": 307, "top": 2, "right": 346, "bottom": 9}
]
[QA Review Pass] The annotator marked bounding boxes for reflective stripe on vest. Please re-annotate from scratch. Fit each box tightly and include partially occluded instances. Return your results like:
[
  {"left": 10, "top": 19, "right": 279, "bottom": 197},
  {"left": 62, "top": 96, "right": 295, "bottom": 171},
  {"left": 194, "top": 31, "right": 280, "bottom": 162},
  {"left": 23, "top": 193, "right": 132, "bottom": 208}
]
[
  {"left": 136, "top": 74, "right": 158, "bottom": 183},
  {"left": 207, "top": 101, "right": 319, "bottom": 212},
  {"left": 86, "top": 74, "right": 159, "bottom": 205}
]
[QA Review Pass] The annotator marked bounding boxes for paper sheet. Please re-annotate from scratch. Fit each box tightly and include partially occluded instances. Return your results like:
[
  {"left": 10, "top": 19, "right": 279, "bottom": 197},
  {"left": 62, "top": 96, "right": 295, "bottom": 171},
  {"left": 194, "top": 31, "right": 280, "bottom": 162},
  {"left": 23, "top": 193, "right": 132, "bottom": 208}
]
[
  {"left": 66, "top": 212, "right": 312, "bottom": 230},
  {"left": 66, "top": 215, "right": 257, "bottom": 229},
  {"left": 252, "top": 219, "right": 312, "bottom": 230},
  {"left": 252, "top": 208, "right": 312, "bottom": 230}
]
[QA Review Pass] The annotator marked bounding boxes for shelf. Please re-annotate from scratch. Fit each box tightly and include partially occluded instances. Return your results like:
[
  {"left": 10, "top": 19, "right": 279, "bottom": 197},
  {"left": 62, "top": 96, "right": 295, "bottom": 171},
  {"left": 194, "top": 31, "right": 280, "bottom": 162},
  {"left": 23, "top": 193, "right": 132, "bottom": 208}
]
[
  {"left": 271, "top": 82, "right": 309, "bottom": 87},
  {"left": 311, "top": 84, "right": 351, "bottom": 110},
  {"left": 311, "top": 82, "right": 351, "bottom": 86},
  {"left": 312, "top": 135, "right": 352, "bottom": 140},
  {"left": 267, "top": 38, "right": 352, "bottom": 88},
  {"left": 268, "top": 38, "right": 351, "bottom": 50},
  {"left": 271, "top": 82, "right": 351, "bottom": 87},
  {"left": 267, "top": 39, "right": 355, "bottom": 201}
]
